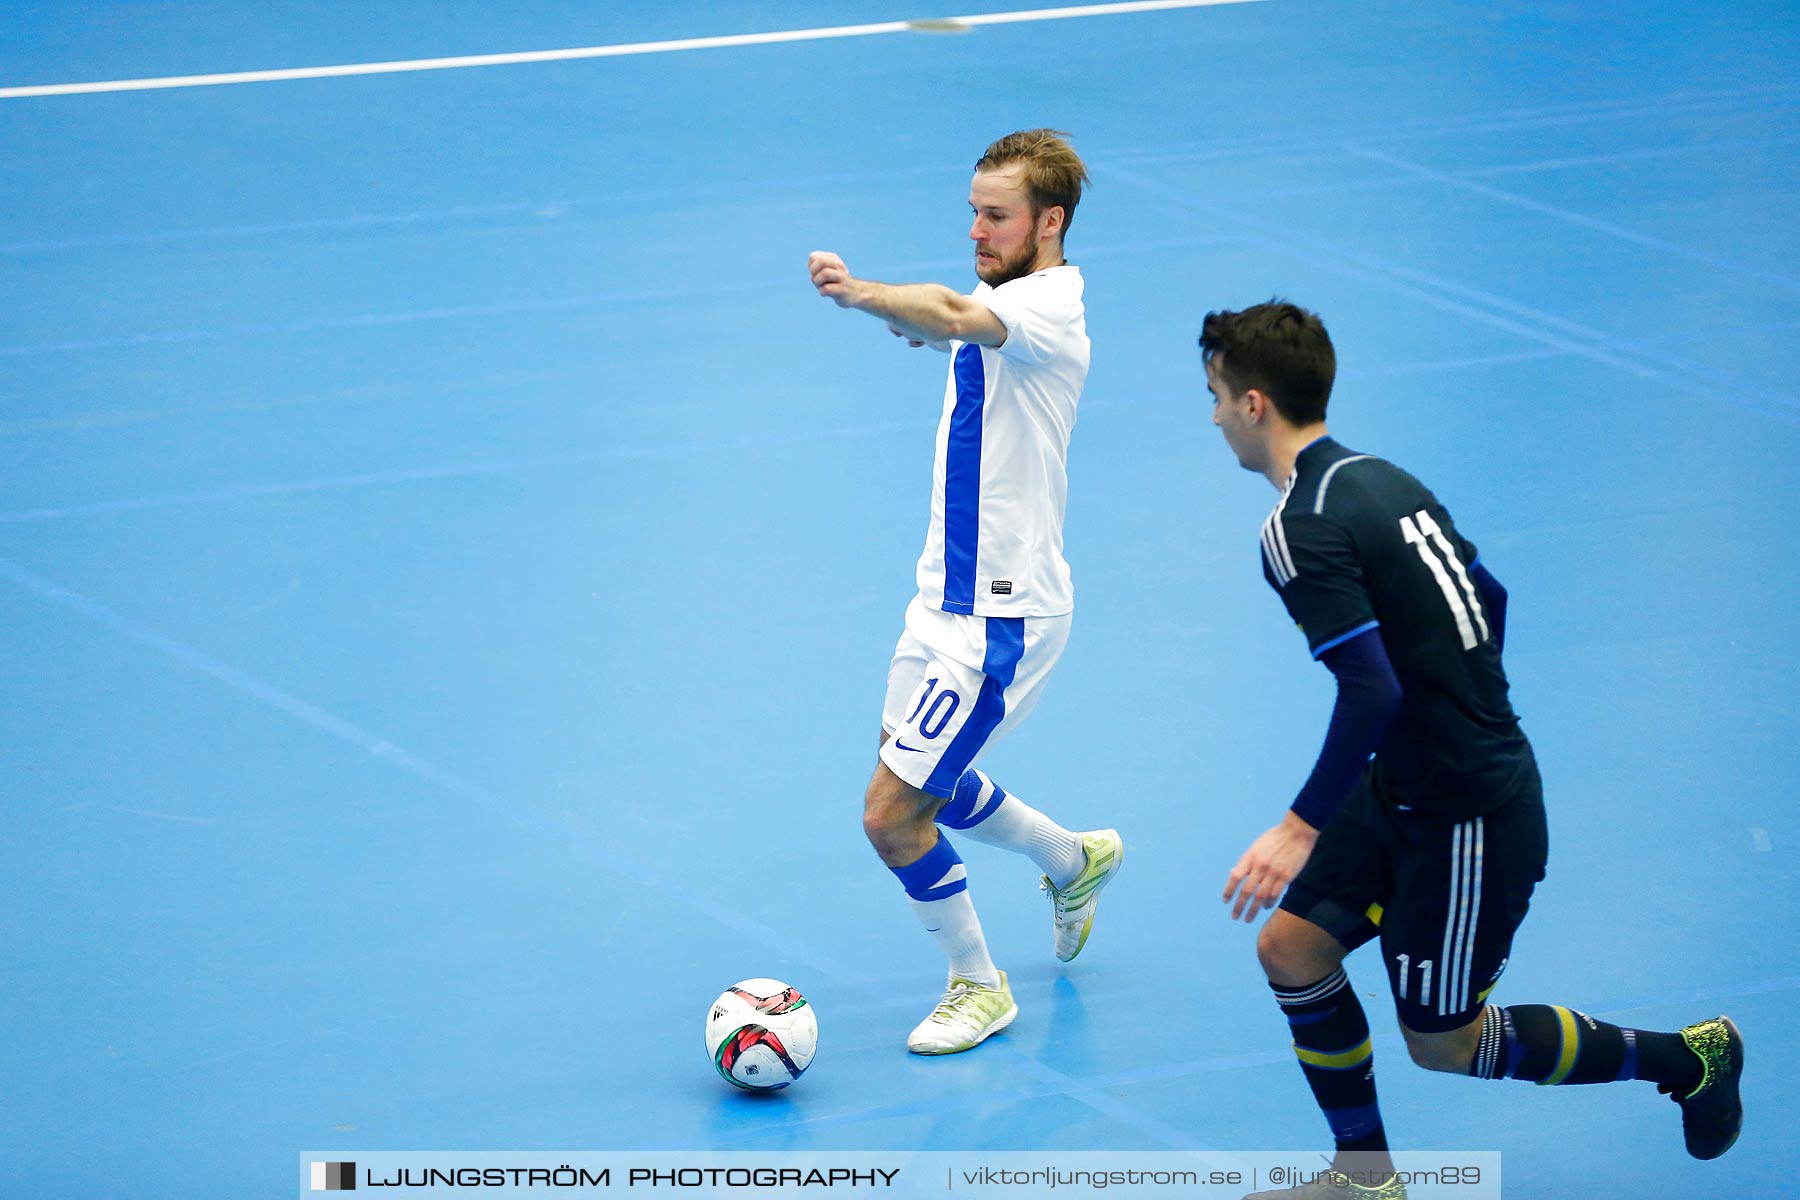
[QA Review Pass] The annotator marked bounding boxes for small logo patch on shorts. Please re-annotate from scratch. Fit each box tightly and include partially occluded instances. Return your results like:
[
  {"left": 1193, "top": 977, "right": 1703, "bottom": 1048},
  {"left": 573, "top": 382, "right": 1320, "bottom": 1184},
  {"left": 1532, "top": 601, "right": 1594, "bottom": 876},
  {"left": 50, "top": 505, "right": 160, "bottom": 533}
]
[{"left": 990, "top": 581, "right": 1012, "bottom": 595}]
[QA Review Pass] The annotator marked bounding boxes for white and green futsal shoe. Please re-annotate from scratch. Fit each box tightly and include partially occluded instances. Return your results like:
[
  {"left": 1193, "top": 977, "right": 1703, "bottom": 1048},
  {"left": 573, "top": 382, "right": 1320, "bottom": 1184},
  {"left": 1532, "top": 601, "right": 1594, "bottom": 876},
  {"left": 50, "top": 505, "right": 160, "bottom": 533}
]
[
  {"left": 907, "top": 972, "right": 1018, "bottom": 1055},
  {"left": 1042, "top": 829, "right": 1124, "bottom": 962}
]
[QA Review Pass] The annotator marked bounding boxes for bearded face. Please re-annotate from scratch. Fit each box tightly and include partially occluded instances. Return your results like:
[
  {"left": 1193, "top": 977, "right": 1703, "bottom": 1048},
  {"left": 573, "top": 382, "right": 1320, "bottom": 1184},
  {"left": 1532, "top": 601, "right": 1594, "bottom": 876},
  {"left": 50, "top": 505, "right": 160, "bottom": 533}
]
[
  {"left": 975, "top": 229, "right": 1042, "bottom": 287},
  {"left": 969, "top": 164, "right": 1058, "bottom": 288}
]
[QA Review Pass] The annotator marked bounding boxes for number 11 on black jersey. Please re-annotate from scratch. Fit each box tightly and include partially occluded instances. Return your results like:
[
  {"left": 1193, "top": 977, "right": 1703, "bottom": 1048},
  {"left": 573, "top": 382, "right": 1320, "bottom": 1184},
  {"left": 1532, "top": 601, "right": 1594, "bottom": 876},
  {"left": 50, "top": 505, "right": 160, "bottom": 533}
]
[{"left": 1398, "top": 509, "right": 1490, "bottom": 650}]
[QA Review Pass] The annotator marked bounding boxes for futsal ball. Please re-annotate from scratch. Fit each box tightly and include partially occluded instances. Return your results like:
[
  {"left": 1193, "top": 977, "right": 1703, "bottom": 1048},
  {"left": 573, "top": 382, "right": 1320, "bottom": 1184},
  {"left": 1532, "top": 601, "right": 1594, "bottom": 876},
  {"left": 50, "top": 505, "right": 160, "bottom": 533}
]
[{"left": 704, "top": 978, "right": 818, "bottom": 1090}]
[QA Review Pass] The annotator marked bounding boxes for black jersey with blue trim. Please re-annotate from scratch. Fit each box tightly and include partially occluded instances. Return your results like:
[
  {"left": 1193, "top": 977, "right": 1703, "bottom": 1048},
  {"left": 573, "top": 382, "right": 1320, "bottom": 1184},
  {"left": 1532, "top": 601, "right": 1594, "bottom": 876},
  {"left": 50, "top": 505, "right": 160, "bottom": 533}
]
[{"left": 1261, "top": 437, "right": 1531, "bottom": 820}]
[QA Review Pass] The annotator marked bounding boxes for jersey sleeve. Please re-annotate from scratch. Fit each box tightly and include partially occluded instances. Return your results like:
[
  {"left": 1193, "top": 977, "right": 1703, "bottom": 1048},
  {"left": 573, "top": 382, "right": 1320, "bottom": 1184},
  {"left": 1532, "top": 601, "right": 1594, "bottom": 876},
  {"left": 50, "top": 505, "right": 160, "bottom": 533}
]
[
  {"left": 1264, "top": 511, "right": 1378, "bottom": 658},
  {"left": 978, "top": 274, "right": 1073, "bottom": 366},
  {"left": 1290, "top": 627, "right": 1403, "bottom": 828}
]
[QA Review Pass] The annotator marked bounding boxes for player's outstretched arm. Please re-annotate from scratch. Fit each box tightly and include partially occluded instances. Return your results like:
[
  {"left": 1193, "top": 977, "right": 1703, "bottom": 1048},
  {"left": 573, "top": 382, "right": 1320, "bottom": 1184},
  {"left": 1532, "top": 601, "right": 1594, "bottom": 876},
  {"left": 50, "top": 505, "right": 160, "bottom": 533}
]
[
  {"left": 808, "top": 251, "right": 1006, "bottom": 348},
  {"left": 887, "top": 324, "right": 951, "bottom": 353}
]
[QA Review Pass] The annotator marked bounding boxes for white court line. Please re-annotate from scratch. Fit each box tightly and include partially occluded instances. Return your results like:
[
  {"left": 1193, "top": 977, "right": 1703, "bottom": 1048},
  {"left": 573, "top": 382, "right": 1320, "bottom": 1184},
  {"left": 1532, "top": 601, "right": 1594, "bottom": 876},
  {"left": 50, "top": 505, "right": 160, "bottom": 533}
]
[{"left": 0, "top": 0, "right": 1263, "bottom": 99}]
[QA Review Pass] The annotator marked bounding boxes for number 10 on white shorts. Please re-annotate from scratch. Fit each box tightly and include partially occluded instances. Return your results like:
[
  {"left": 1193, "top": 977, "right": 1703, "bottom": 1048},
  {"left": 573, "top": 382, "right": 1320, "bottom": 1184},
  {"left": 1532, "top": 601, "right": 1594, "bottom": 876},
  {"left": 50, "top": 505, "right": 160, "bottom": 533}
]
[{"left": 879, "top": 595, "right": 1071, "bottom": 797}]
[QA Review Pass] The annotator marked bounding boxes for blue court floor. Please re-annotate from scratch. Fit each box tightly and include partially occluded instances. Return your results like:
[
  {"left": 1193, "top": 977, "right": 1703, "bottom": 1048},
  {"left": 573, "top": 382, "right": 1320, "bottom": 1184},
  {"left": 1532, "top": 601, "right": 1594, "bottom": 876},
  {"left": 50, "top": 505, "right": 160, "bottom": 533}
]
[{"left": 3, "top": 2, "right": 1797, "bottom": 1197}]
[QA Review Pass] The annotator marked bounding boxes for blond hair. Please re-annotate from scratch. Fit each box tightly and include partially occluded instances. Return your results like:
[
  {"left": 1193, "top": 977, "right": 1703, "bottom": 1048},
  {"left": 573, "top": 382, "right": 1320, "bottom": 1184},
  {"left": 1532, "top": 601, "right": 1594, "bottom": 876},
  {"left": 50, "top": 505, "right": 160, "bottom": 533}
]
[{"left": 975, "top": 128, "right": 1089, "bottom": 236}]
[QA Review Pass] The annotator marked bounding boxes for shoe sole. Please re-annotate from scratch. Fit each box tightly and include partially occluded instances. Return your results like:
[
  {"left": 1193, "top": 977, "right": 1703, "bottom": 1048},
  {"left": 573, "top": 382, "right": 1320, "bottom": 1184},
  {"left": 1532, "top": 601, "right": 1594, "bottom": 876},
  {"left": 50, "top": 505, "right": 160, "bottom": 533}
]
[
  {"left": 1057, "top": 830, "right": 1123, "bottom": 962},
  {"left": 907, "top": 1003, "right": 1018, "bottom": 1055}
]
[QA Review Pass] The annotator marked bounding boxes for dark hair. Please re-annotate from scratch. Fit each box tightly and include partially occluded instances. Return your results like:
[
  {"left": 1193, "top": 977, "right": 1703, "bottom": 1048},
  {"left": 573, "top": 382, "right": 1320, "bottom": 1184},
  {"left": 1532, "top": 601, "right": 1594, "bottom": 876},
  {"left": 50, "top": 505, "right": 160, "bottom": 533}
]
[
  {"left": 975, "top": 128, "right": 1089, "bottom": 236},
  {"left": 1197, "top": 301, "right": 1335, "bottom": 425}
]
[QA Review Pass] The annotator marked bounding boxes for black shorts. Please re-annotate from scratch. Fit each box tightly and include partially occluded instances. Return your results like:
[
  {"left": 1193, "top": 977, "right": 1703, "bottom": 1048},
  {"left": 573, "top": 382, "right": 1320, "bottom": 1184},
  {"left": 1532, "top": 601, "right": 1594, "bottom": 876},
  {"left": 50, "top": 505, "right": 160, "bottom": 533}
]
[{"left": 1279, "top": 760, "right": 1548, "bottom": 1033}]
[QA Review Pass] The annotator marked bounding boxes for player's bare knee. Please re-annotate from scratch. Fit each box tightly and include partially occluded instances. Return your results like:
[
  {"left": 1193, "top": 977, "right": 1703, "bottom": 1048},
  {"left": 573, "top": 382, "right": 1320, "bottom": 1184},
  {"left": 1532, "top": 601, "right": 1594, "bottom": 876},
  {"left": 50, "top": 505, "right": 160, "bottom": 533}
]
[
  {"left": 860, "top": 801, "right": 887, "bottom": 851},
  {"left": 1401, "top": 1022, "right": 1480, "bottom": 1074},
  {"left": 1257, "top": 914, "right": 1343, "bottom": 987},
  {"left": 1255, "top": 920, "right": 1285, "bottom": 975},
  {"left": 1403, "top": 1038, "right": 1466, "bottom": 1073},
  {"left": 1257, "top": 921, "right": 1315, "bottom": 986},
  {"left": 862, "top": 812, "right": 918, "bottom": 863},
  {"left": 861, "top": 786, "right": 905, "bottom": 852},
  {"left": 862, "top": 772, "right": 927, "bottom": 857}
]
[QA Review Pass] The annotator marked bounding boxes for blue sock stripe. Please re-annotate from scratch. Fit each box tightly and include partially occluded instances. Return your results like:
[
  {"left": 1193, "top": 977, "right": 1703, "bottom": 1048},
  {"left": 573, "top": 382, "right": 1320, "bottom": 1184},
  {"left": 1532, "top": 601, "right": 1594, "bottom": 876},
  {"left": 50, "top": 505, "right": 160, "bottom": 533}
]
[
  {"left": 891, "top": 835, "right": 969, "bottom": 902},
  {"left": 1323, "top": 1102, "right": 1384, "bottom": 1142},
  {"left": 937, "top": 769, "right": 1004, "bottom": 830},
  {"left": 1500, "top": 1008, "right": 1528, "bottom": 1078},
  {"left": 1615, "top": 1027, "right": 1638, "bottom": 1083}
]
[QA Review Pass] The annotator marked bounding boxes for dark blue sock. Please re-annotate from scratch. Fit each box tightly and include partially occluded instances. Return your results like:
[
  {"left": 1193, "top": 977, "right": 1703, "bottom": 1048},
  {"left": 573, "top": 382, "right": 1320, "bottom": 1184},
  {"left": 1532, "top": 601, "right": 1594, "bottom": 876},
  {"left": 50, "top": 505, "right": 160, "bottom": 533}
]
[{"left": 1273, "top": 969, "right": 1387, "bottom": 1153}]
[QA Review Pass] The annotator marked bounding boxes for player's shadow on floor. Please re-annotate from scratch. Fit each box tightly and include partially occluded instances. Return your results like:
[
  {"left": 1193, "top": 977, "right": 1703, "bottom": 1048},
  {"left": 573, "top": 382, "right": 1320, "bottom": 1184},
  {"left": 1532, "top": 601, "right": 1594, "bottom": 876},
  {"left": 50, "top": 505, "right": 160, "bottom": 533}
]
[{"left": 1034, "top": 973, "right": 1105, "bottom": 1073}]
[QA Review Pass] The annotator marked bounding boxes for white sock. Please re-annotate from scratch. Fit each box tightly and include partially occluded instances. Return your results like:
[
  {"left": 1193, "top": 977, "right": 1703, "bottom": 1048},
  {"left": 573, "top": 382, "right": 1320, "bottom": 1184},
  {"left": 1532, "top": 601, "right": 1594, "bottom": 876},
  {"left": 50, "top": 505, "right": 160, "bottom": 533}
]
[
  {"left": 906, "top": 892, "right": 1001, "bottom": 988},
  {"left": 953, "top": 772, "right": 1086, "bottom": 887}
]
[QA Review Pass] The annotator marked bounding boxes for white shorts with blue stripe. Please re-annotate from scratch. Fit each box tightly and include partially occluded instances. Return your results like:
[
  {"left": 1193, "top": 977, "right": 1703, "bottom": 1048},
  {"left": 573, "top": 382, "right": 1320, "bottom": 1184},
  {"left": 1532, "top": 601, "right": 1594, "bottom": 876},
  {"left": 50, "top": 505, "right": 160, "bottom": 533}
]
[{"left": 879, "top": 594, "right": 1072, "bottom": 798}]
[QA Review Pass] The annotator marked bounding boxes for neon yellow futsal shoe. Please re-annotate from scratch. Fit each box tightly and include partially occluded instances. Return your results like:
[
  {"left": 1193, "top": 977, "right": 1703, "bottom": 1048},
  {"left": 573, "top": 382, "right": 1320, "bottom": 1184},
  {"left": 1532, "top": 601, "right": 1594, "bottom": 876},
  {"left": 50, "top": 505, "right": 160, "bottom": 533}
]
[
  {"left": 1243, "top": 1167, "right": 1407, "bottom": 1200},
  {"left": 1673, "top": 1015, "right": 1745, "bottom": 1160},
  {"left": 1042, "top": 829, "right": 1124, "bottom": 962},
  {"left": 906, "top": 972, "right": 1017, "bottom": 1055}
]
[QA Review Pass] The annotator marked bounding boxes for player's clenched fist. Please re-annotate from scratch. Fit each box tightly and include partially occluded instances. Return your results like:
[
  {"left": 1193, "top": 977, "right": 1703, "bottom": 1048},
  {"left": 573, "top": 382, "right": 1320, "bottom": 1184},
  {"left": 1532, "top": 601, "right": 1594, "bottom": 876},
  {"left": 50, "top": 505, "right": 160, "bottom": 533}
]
[{"left": 808, "top": 251, "right": 863, "bottom": 309}]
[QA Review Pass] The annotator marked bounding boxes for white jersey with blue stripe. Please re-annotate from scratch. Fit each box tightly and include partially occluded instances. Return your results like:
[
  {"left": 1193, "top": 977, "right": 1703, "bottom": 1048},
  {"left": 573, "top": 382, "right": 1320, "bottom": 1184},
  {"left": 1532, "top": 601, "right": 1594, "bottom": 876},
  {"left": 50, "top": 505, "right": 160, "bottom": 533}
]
[{"left": 914, "top": 265, "right": 1088, "bottom": 618}]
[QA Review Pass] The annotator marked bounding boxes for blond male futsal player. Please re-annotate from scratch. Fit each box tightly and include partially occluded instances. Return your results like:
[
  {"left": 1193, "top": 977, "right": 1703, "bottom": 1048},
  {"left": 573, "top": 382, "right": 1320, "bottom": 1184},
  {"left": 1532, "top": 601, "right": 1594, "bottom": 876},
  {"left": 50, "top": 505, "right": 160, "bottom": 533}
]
[{"left": 809, "top": 130, "right": 1123, "bottom": 1054}]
